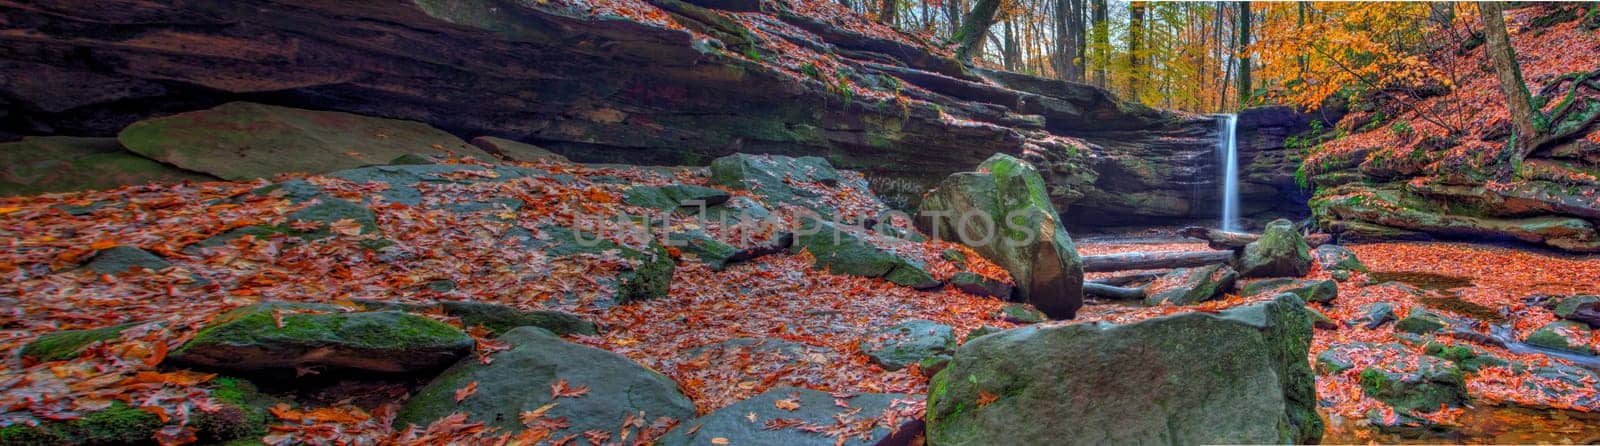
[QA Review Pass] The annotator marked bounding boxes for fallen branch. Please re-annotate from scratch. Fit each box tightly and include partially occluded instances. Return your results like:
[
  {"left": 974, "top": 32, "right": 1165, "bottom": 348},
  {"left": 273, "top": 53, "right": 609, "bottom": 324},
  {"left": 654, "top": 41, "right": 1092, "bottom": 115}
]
[
  {"left": 1084, "top": 282, "right": 1147, "bottom": 301},
  {"left": 1177, "top": 226, "right": 1332, "bottom": 250},
  {"left": 1088, "top": 272, "right": 1163, "bottom": 287},
  {"left": 1081, "top": 250, "right": 1234, "bottom": 273},
  {"left": 1177, "top": 227, "right": 1257, "bottom": 250}
]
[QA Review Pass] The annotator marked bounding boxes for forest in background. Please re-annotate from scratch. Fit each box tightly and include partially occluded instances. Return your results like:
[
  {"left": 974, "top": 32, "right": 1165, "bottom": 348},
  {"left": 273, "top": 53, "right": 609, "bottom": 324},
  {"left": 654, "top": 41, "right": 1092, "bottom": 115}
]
[{"left": 853, "top": 0, "right": 1494, "bottom": 113}]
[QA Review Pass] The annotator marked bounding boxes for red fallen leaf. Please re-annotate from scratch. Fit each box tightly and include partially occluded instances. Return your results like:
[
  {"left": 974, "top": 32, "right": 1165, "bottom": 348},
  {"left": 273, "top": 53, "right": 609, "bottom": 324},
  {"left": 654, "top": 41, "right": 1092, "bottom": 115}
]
[
  {"left": 551, "top": 379, "right": 590, "bottom": 399},
  {"left": 582, "top": 429, "right": 610, "bottom": 445},
  {"left": 454, "top": 381, "right": 478, "bottom": 403},
  {"left": 89, "top": 240, "right": 117, "bottom": 250},
  {"left": 975, "top": 391, "right": 999, "bottom": 408}
]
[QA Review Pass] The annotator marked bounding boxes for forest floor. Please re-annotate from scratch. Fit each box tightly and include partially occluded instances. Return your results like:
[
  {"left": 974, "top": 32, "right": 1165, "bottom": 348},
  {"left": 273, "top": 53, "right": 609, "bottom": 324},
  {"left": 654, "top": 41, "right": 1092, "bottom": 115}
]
[{"left": 3, "top": 158, "right": 1600, "bottom": 444}]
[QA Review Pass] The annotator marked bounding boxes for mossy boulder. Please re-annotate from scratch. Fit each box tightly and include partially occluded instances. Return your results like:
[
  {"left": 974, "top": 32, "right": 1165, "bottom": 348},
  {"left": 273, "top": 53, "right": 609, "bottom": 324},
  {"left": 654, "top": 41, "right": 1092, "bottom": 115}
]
[
  {"left": 19, "top": 322, "right": 142, "bottom": 363},
  {"left": 657, "top": 387, "right": 915, "bottom": 446},
  {"left": 1549, "top": 294, "right": 1600, "bottom": 328},
  {"left": 996, "top": 304, "right": 1046, "bottom": 324},
  {"left": 168, "top": 303, "right": 474, "bottom": 374},
  {"left": 393, "top": 327, "right": 695, "bottom": 437},
  {"left": 468, "top": 136, "right": 570, "bottom": 163},
  {"left": 0, "top": 136, "right": 215, "bottom": 196},
  {"left": 1312, "top": 244, "right": 1367, "bottom": 274},
  {"left": 1421, "top": 341, "right": 1508, "bottom": 372},
  {"left": 0, "top": 402, "right": 162, "bottom": 445},
  {"left": 1525, "top": 321, "right": 1596, "bottom": 355},
  {"left": 353, "top": 300, "right": 597, "bottom": 336},
  {"left": 194, "top": 197, "right": 380, "bottom": 248},
  {"left": 1144, "top": 263, "right": 1238, "bottom": 306},
  {"left": 1356, "top": 355, "right": 1468, "bottom": 414},
  {"left": 1351, "top": 302, "right": 1398, "bottom": 329},
  {"left": 916, "top": 154, "right": 1084, "bottom": 319},
  {"left": 1316, "top": 342, "right": 1408, "bottom": 375},
  {"left": 926, "top": 294, "right": 1321, "bottom": 445},
  {"left": 949, "top": 272, "right": 1013, "bottom": 299},
  {"left": 1237, "top": 219, "right": 1312, "bottom": 278},
  {"left": 624, "top": 184, "right": 731, "bottom": 211},
  {"left": 860, "top": 320, "right": 956, "bottom": 374},
  {"left": 791, "top": 217, "right": 939, "bottom": 289},
  {"left": 669, "top": 230, "right": 740, "bottom": 270},
  {"left": 527, "top": 225, "right": 676, "bottom": 303},
  {"left": 1241, "top": 278, "right": 1337, "bottom": 303},
  {"left": 192, "top": 377, "right": 274, "bottom": 444},
  {"left": 709, "top": 153, "right": 883, "bottom": 222},
  {"left": 1395, "top": 308, "right": 1449, "bottom": 335},
  {"left": 117, "top": 102, "right": 492, "bottom": 180}
]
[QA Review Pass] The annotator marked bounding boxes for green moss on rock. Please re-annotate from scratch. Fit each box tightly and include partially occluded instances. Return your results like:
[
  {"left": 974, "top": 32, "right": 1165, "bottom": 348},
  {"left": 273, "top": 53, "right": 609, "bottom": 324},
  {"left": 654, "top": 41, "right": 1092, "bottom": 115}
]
[
  {"left": 20, "top": 323, "right": 141, "bottom": 363},
  {"left": 169, "top": 303, "right": 474, "bottom": 374},
  {"left": 0, "top": 402, "right": 162, "bottom": 445}
]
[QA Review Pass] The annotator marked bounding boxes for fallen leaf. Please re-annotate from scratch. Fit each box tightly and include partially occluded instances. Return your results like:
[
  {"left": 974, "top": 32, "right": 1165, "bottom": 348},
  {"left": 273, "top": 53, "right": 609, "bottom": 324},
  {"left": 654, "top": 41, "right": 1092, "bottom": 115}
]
[{"left": 455, "top": 381, "right": 478, "bottom": 403}]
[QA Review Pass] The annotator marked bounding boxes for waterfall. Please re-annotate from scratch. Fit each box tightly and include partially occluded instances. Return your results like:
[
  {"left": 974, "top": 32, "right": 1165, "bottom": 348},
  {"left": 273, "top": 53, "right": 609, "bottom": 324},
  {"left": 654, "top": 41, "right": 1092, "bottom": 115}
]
[{"left": 1218, "top": 114, "right": 1240, "bottom": 232}]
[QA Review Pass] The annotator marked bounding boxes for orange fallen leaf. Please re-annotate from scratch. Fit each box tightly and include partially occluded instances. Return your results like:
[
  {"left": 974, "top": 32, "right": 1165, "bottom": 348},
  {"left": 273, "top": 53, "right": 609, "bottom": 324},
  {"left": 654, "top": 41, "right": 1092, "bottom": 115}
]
[
  {"left": 519, "top": 402, "right": 559, "bottom": 426},
  {"left": 550, "top": 378, "right": 590, "bottom": 399},
  {"left": 774, "top": 397, "right": 801, "bottom": 411},
  {"left": 976, "top": 390, "right": 999, "bottom": 408},
  {"left": 455, "top": 381, "right": 478, "bottom": 403}
]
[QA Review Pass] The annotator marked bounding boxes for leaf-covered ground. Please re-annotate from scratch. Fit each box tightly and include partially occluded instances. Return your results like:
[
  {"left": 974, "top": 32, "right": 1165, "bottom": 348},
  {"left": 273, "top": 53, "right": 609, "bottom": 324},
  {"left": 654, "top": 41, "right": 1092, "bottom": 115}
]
[{"left": 3, "top": 156, "right": 1600, "bottom": 444}]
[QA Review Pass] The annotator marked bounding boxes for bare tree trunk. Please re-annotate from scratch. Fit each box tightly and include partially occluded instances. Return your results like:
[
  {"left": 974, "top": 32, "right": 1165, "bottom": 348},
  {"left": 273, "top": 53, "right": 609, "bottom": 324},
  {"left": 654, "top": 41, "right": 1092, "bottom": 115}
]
[
  {"left": 1002, "top": 17, "right": 1019, "bottom": 70},
  {"left": 1085, "top": 282, "right": 1147, "bottom": 300},
  {"left": 1236, "top": 0, "right": 1252, "bottom": 106},
  {"left": 1081, "top": 251, "right": 1234, "bottom": 272},
  {"left": 1479, "top": 1, "right": 1542, "bottom": 158},
  {"left": 1128, "top": 1, "right": 1146, "bottom": 96},
  {"left": 954, "top": 0, "right": 1002, "bottom": 62},
  {"left": 878, "top": 0, "right": 899, "bottom": 25},
  {"left": 1090, "top": 0, "right": 1108, "bottom": 87}
]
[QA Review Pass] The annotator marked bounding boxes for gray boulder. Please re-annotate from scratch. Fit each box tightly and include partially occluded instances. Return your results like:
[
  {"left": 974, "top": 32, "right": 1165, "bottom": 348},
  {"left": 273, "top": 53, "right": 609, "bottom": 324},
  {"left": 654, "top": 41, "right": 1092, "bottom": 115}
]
[
  {"left": 118, "top": 102, "right": 492, "bottom": 180},
  {"left": 791, "top": 217, "right": 939, "bottom": 289},
  {"left": 926, "top": 294, "right": 1321, "bottom": 444},
  {"left": 84, "top": 246, "right": 170, "bottom": 274},
  {"left": 393, "top": 327, "right": 695, "bottom": 437},
  {"left": 1237, "top": 219, "right": 1312, "bottom": 278},
  {"left": 860, "top": 320, "right": 956, "bottom": 374},
  {"left": 1241, "top": 278, "right": 1337, "bottom": 303},
  {"left": 1144, "top": 263, "right": 1238, "bottom": 306},
  {"left": 658, "top": 387, "right": 917, "bottom": 446},
  {"left": 168, "top": 303, "right": 473, "bottom": 374},
  {"left": 1312, "top": 244, "right": 1367, "bottom": 274},
  {"left": 917, "top": 154, "right": 1084, "bottom": 319}
]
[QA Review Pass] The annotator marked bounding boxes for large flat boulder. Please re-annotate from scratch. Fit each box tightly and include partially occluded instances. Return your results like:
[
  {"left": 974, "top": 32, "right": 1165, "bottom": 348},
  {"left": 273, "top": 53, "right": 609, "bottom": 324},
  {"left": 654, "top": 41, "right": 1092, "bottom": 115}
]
[
  {"left": 117, "top": 102, "right": 493, "bottom": 180},
  {"left": 393, "top": 327, "right": 696, "bottom": 437},
  {"left": 917, "top": 154, "right": 1083, "bottom": 318},
  {"left": 926, "top": 294, "right": 1321, "bottom": 445},
  {"left": 791, "top": 217, "right": 939, "bottom": 289},
  {"left": 0, "top": 136, "right": 215, "bottom": 196},
  {"left": 710, "top": 154, "right": 886, "bottom": 222},
  {"left": 167, "top": 303, "right": 473, "bottom": 374}
]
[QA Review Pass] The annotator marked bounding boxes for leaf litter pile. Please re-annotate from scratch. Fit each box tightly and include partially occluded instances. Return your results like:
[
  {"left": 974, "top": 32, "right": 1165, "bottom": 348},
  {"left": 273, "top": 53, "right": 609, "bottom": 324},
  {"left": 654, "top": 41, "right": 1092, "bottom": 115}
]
[
  {"left": 3, "top": 154, "right": 1600, "bottom": 443},
  {"left": 0, "top": 156, "right": 1016, "bottom": 444}
]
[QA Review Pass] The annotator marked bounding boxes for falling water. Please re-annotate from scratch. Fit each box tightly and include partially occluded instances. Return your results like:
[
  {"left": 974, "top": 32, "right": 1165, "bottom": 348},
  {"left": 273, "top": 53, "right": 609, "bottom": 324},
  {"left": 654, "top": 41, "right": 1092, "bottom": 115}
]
[{"left": 1218, "top": 114, "right": 1240, "bottom": 232}]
